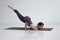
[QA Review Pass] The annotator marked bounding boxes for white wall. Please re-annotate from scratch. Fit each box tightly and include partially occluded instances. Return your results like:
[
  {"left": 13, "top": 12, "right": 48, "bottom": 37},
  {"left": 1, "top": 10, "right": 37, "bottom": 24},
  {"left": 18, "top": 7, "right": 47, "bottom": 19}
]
[{"left": 0, "top": 0, "right": 60, "bottom": 26}]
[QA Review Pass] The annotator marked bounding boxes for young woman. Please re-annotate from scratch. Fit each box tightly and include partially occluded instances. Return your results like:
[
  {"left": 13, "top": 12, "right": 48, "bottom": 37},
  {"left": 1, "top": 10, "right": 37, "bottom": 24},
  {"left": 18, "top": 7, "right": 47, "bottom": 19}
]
[{"left": 8, "top": 5, "right": 44, "bottom": 30}]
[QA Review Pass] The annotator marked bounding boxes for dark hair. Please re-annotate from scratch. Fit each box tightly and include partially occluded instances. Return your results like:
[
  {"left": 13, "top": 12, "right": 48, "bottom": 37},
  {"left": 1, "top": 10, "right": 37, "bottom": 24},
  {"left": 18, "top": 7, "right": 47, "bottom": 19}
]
[{"left": 37, "top": 22, "right": 44, "bottom": 26}]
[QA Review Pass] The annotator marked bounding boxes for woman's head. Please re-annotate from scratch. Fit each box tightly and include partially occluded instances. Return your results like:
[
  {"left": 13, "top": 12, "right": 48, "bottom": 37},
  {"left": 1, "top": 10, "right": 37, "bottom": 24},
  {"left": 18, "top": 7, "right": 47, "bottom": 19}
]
[{"left": 37, "top": 22, "right": 44, "bottom": 29}]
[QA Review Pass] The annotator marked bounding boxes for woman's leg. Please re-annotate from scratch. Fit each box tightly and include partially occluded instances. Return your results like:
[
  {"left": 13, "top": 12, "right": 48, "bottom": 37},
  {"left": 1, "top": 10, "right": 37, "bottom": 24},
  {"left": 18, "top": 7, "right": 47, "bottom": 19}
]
[
  {"left": 8, "top": 5, "right": 25, "bottom": 23},
  {"left": 13, "top": 9, "right": 25, "bottom": 23}
]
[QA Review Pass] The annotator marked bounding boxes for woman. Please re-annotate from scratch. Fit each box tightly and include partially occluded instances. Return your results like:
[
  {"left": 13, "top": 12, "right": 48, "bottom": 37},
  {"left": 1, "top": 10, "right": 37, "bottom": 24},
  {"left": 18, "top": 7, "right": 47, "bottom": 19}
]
[{"left": 8, "top": 5, "right": 44, "bottom": 30}]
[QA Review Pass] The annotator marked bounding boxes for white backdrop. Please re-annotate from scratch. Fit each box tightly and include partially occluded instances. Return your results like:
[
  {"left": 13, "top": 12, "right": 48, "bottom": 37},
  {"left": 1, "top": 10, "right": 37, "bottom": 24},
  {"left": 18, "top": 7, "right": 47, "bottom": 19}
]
[{"left": 0, "top": 0, "right": 60, "bottom": 26}]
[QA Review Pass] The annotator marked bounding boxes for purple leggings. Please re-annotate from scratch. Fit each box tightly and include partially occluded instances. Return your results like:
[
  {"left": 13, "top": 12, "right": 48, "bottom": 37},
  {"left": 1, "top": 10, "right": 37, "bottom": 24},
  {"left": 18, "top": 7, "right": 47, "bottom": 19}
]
[{"left": 13, "top": 9, "right": 32, "bottom": 26}]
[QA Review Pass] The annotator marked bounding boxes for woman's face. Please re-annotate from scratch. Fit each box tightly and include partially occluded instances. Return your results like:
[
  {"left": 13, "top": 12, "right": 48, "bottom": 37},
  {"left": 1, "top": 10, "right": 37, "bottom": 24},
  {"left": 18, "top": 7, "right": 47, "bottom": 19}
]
[{"left": 37, "top": 25, "right": 44, "bottom": 29}]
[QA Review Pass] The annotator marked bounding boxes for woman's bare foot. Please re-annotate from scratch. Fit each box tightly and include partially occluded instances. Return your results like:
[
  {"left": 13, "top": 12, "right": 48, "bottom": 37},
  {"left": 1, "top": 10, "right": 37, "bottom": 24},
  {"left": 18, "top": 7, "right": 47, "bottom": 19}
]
[{"left": 8, "top": 5, "right": 15, "bottom": 10}]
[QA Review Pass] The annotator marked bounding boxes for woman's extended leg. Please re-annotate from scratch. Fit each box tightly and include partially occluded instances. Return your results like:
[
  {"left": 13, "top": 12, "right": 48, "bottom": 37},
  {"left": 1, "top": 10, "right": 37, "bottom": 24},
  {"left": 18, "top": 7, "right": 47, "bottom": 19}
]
[
  {"left": 13, "top": 9, "right": 26, "bottom": 22},
  {"left": 8, "top": 5, "right": 25, "bottom": 23}
]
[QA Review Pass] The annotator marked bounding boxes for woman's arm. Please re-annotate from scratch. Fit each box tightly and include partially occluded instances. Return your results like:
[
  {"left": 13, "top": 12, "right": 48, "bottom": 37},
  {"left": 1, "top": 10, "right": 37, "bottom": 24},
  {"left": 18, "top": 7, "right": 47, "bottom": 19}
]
[
  {"left": 30, "top": 24, "right": 38, "bottom": 30},
  {"left": 25, "top": 22, "right": 28, "bottom": 30}
]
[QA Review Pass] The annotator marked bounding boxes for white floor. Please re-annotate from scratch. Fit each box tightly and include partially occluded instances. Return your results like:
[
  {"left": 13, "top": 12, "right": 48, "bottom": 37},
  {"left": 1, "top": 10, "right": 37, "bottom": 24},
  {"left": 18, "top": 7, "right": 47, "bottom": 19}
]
[{"left": 0, "top": 25, "right": 60, "bottom": 40}]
